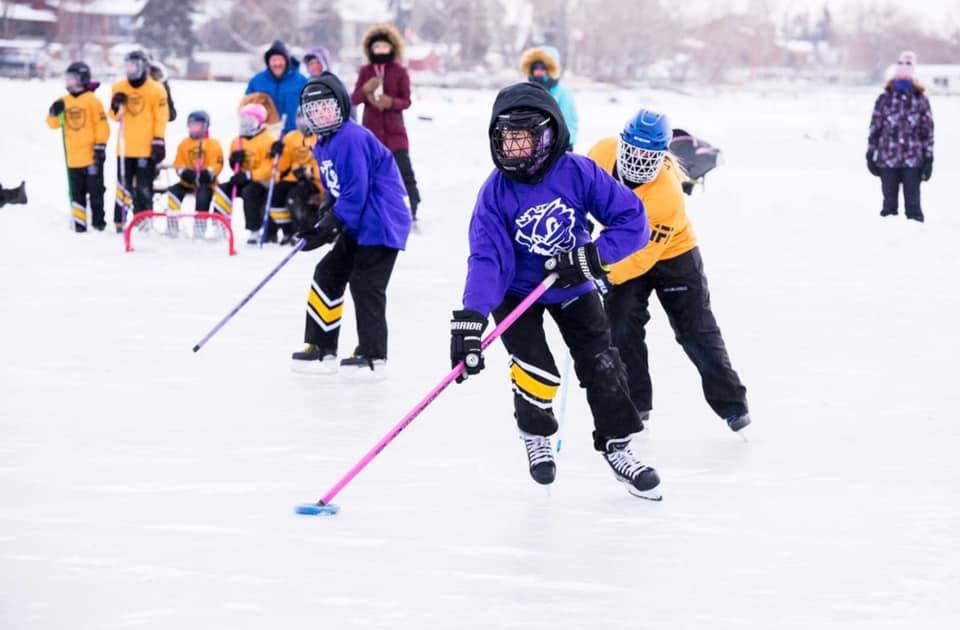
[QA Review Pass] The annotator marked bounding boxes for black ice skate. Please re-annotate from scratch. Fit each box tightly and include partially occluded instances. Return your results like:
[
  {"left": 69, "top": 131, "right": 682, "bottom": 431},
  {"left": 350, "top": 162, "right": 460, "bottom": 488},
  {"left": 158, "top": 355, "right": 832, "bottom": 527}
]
[
  {"left": 602, "top": 437, "right": 661, "bottom": 501},
  {"left": 519, "top": 431, "right": 556, "bottom": 485},
  {"left": 339, "top": 355, "right": 387, "bottom": 381},
  {"left": 290, "top": 344, "right": 337, "bottom": 375}
]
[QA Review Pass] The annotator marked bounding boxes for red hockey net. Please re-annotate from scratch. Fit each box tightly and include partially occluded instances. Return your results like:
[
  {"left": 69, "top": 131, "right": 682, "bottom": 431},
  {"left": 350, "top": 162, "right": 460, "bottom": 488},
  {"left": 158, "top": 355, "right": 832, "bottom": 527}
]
[{"left": 124, "top": 211, "right": 236, "bottom": 256}]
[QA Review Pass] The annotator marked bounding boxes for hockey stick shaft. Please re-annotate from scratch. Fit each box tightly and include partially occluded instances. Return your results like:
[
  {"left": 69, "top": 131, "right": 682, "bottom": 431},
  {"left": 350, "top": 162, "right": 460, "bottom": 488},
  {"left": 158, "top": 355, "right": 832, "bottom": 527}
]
[
  {"left": 314, "top": 274, "right": 559, "bottom": 507},
  {"left": 258, "top": 114, "right": 287, "bottom": 247},
  {"left": 192, "top": 238, "right": 308, "bottom": 352},
  {"left": 57, "top": 112, "right": 75, "bottom": 227}
]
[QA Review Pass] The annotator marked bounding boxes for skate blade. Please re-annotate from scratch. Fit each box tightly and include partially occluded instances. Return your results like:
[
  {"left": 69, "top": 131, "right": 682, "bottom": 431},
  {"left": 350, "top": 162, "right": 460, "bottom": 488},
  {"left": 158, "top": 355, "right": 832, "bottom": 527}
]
[
  {"left": 625, "top": 483, "right": 663, "bottom": 502},
  {"left": 290, "top": 359, "right": 339, "bottom": 375},
  {"left": 295, "top": 502, "right": 339, "bottom": 516},
  {"left": 733, "top": 424, "right": 751, "bottom": 442}
]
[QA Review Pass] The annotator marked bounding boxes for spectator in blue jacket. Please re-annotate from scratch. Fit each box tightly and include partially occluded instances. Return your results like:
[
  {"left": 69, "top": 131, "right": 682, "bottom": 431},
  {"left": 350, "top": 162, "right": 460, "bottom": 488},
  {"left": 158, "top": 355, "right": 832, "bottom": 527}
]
[
  {"left": 520, "top": 46, "right": 579, "bottom": 150},
  {"left": 246, "top": 40, "right": 307, "bottom": 135}
]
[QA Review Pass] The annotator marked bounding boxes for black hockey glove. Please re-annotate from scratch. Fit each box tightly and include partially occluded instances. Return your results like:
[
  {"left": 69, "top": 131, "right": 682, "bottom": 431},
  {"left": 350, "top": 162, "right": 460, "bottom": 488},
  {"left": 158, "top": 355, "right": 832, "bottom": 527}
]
[
  {"left": 49, "top": 99, "right": 65, "bottom": 117},
  {"left": 110, "top": 92, "right": 127, "bottom": 114},
  {"left": 150, "top": 138, "right": 165, "bottom": 164},
  {"left": 293, "top": 166, "right": 310, "bottom": 181},
  {"left": 450, "top": 309, "right": 488, "bottom": 383},
  {"left": 179, "top": 169, "right": 197, "bottom": 186},
  {"left": 681, "top": 180, "right": 695, "bottom": 196},
  {"left": 269, "top": 139, "right": 285, "bottom": 158},
  {"left": 544, "top": 243, "right": 606, "bottom": 289},
  {"left": 921, "top": 156, "right": 933, "bottom": 182},
  {"left": 229, "top": 171, "right": 249, "bottom": 189},
  {"left": 197, "top": 169, "right": 214, "bottom": 185},
  {"left": 228, "top": 150, "right": 245, "bottom": 169},
  {"left": 93, "top": 144, "right": 106, "bottom": 168},
  {"left": 297, "top": 210, "right": 343, "bottom": 251},
  {"left": 866, "top": 150, "right": 881, "bottom": 177}
]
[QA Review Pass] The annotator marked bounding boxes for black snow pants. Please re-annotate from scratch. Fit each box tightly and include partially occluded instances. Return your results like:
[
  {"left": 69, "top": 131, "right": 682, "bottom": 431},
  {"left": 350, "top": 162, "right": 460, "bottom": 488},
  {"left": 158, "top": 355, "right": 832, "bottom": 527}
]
[
  {"left": 493, "top": 290, "right": 645, "bottom": 451},
  {"left": 604, "top": 247, "right": 748, "bottom": 421},
  {"left": 303, "top": 233, "right": 399, "bottom": 359}
]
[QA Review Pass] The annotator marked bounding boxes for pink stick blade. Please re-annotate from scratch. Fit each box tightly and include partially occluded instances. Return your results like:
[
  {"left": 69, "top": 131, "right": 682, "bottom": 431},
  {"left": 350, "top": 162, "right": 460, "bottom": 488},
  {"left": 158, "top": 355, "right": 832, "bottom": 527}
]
[{"left": 316, "top": 274, "right": 558, "bottom": 507}]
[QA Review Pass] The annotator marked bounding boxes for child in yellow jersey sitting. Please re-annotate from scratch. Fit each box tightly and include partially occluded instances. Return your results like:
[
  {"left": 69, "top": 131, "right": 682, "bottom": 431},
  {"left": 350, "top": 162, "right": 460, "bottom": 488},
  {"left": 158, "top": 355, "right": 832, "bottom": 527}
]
[
  {"left": 587, "top": 109, "right": 751, "bottom": 435},
  {"left": 46, "top": 62, "right": 109, "bottom": 231},
  {"left": 223, "top": 103, "right": 278, "bottom": 244},
  {"left": 263, "top": 107, "right": 325, "bottom": 245},
  {"left": 166, "top": 111, "right": 227, "bottom": 237}
]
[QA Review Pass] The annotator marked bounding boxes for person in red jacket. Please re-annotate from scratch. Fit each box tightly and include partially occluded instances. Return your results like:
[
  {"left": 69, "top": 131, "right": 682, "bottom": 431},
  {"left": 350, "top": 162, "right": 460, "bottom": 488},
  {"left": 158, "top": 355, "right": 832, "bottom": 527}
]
[{"left": 350, "top": 23, "right": 421, "bottom": 221}]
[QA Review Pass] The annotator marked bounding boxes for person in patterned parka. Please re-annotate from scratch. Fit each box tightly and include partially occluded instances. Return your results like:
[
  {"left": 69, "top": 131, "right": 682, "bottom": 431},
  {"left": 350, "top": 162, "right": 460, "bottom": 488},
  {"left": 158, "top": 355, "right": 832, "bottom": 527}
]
[{"left": 866, "top": 50, "right": 934, "bottom": 222}]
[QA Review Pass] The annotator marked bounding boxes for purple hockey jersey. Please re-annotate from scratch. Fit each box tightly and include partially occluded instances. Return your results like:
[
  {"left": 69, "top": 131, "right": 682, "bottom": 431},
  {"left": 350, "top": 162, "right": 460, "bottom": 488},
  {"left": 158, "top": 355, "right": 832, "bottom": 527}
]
[
  {"left": 313, "top": 119, "right": 412, "bottom": 250},
  {"left": 462, "top": 152, "right": 650, "bottom": 317}
]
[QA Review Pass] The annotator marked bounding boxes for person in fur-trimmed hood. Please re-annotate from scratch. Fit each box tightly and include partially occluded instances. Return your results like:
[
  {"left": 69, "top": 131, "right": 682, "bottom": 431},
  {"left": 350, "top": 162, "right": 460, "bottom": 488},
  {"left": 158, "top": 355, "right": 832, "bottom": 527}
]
[
  {"left": 867, "top": 50, "right": 934, "bottom": 222},
  {"left": 350, "top": 23, "right": 421, "bottom": 219},
  {"left": 520, "top": 46, "right": 579, "bottom": 149}
]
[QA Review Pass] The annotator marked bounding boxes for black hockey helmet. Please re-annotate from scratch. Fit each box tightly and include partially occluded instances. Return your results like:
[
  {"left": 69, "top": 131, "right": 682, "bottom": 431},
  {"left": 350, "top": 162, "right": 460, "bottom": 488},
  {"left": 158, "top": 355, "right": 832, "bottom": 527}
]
[
  {"left": 187, "top": 110, "right": 210, "bottom": 138},
  {"left": 300, "top": 72, "right": 351, "bottom": 137},
  {"left": 489, "top": 83, "right": 569, "bottom": 184},
  {"left": 65, "top": 61, "right": 91, "bottom": 95}
]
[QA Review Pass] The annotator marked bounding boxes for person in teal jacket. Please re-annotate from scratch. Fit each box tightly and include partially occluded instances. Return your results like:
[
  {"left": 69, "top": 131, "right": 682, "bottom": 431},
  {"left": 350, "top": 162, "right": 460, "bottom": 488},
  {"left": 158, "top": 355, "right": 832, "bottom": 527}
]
[
  {"left": 245, "top": 40, "right": 307, "bottom": 134},
  {"left": 520, "top": 45, "right": 579, "bottom": 149}
]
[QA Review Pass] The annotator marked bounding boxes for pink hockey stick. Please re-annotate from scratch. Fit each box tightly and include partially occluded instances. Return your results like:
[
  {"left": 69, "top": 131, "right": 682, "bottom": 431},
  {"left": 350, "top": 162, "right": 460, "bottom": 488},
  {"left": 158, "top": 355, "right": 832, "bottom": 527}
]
[{"left": 296, "top": 273, "right": 559, "bottom": 515}]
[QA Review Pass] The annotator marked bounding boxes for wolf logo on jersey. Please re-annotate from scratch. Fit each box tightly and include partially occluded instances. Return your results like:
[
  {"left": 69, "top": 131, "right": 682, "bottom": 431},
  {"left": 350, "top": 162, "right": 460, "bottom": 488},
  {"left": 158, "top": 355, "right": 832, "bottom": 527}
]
[
  {"left": 319, "top": 158, "right": 340, "bottom": 197},
  {"left": 514, "top": 197, "right": 576, "bottom": 256}
]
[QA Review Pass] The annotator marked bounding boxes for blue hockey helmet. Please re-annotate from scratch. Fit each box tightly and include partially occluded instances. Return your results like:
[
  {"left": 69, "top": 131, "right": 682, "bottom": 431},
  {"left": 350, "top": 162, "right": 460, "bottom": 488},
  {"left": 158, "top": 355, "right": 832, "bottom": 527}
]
[{"left": 617, "top": 109, "right": 672, "bottom": 185}]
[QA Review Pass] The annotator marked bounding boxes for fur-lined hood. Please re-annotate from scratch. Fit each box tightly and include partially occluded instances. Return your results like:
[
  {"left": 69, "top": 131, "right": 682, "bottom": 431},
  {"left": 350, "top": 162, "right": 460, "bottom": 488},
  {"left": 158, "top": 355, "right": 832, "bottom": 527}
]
[
  {"left": 520, "top": 47, "right": 560, "bottom": 80},
  {"left": 361, "top": 23, "right": 405, "bottom": 62},
  {"left": 884, "top": 77, "right": 926, "bottom": 94}
]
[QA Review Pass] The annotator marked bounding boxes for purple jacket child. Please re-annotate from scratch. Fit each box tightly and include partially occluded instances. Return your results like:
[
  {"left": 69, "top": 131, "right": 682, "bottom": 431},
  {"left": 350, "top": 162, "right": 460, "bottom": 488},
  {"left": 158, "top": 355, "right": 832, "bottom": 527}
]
[{"left": 869, "top": 78, "right": 934, "bottom": 169}]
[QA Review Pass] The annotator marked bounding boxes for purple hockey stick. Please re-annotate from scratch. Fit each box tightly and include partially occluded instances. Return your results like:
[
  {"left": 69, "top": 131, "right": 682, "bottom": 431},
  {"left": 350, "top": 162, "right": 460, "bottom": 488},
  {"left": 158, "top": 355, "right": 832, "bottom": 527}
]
[
  {"left": 192, "top": 239, "right": 307, "bottom": 352},
  {"left": 296, "top": 273, "right": 559, "bottom": 516}
]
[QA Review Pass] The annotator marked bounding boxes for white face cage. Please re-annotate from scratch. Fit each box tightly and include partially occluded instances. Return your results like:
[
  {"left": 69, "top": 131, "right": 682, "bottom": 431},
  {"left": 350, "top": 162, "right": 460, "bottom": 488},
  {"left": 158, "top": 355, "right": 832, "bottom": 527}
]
[
  {"left": 238, "top": 115, "right": 261, "bottom": 137},
  {"left": 617, "top": 140, "right": 666, "bottom": 185},
  {"left": 302, "top": 97, "right": 342, "bottom": 135}
]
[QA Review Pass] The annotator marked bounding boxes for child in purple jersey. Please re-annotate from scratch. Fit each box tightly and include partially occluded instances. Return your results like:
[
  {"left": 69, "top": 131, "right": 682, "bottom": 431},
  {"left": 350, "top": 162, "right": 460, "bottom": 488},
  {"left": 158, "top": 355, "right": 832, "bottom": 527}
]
[
  {"left": 448, "top": 82, "right": 662, "bottom": 500},
  {"left": 290, "top": 72, "right": 412, "bottom": 380}
]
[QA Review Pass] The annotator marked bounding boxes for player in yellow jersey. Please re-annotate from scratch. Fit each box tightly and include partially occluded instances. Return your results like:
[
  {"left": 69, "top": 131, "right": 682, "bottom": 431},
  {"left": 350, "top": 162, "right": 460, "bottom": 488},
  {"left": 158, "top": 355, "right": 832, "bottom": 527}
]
[
  {"left": 109, "top": 50, "right": 169, "bottom": 230},
  {"left": 46, "top": 62, "right": 109, "bottom": 231},
  {"left": 166, "top": 111, "right": 228, "bottom": 237},
  {"left": 223, "top": 103, "right": 279, "bottom": 244},
  {"left": 587, "top": 109, "right": 750, "bottom": 434},
  {"left": 265, "top": 107, "right": 325, "bottom": 244}
]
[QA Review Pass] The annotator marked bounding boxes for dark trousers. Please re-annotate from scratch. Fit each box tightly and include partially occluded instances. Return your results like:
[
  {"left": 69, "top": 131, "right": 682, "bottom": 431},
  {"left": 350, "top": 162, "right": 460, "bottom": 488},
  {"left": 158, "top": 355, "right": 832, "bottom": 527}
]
[
  {"left": 114, "top": 157, "right": 154, "bottom": 223},
  {"left": 392, "top": 149, "right": 420, "bottom": 218},
  {"left": 166, "top": 183, "right": 212, "bottom": 213},
  {"left": 234, "top": 181, "right": 268, "bottom": 231},
  {"left": 68, "top": 166, "right": 105, "bottom": 231},
  {"left": 493, "top": 291, "right": 644, "bottom": 451},
  {"left": 604, "top": 247, "right": 748, "bottom": 420},
  {"left": 879, "top": 167, "right": 923, "bottom": 220},
  {"left": 304, "top": 233, "right": 399, "bottom": 359}
]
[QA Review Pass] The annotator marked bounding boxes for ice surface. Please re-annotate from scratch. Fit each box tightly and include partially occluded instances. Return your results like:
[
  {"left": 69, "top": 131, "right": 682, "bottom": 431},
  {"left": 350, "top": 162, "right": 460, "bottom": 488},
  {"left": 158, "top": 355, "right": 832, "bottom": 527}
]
[{"left": 1, "top": 77, "right": 959, "bottom": 629}]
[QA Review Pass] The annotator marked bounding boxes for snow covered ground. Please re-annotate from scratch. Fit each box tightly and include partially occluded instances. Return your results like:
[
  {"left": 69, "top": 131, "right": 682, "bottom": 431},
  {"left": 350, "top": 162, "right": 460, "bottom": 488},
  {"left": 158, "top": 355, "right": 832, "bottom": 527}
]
[{"left": 1, "top": 77, "right": 959, "bottom": 629}]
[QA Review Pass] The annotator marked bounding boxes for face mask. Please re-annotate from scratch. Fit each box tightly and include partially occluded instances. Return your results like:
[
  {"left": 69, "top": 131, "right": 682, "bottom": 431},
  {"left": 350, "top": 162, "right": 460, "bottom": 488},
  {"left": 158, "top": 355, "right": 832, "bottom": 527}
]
[
  {"left": 239, "top": 115, "right": 261, "bottom": 137},
  {"left": 65, "top": 72, "right": 84, "bottom": 95},
  {"left": 188, "top": 122, "right": 207, "bottom": 139},
  {"left": 893, "top": 78, "right": 913, "bottom": 93}
]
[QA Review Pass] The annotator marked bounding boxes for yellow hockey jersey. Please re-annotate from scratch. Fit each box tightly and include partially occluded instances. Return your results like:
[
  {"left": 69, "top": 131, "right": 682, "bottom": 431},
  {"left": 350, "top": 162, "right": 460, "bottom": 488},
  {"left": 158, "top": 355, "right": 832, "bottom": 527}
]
[
  {"left": 45, "top": 91, "right": 110, "bottom": 168},
  {"left": 587, "top": 137, "right": 697, "bottom": 284},
  {"left": 277, "top": 130, "right": 321, "bottom": 189},
  {"left": 172, "top": 137, "right": 224, "bottom": 188},
  {"left": 108, "top": 78, "right": 169, "bottom": 158},
  {"left": 226, "top": 130, "right": 277, "bottom": 183}
]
